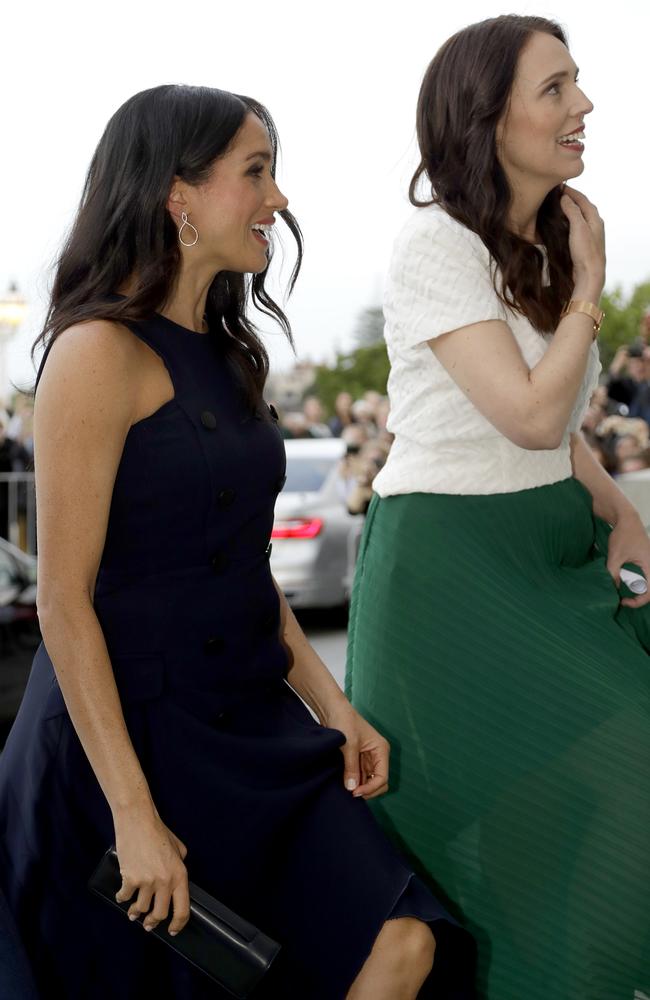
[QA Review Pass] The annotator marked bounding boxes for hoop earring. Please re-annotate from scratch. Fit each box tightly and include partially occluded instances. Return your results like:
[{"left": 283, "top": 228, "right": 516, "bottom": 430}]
[{"left": 178, "top": 211, "right": 199, "bottom": 247}]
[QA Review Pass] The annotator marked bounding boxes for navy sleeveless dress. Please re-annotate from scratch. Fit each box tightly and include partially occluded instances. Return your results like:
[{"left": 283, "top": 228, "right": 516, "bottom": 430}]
[{"left": 0, "top": 311, "right": 474, "bottom": 999}]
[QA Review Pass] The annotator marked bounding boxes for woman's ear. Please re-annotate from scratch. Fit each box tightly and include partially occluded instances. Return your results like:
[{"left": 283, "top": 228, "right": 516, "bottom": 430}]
[{"left": 166, "top": 177, "right": 188, "bottom": 224}]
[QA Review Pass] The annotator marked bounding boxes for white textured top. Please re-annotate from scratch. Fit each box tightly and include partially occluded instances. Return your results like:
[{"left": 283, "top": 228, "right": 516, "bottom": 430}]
[{"left": 374, "top": 204, "right": 602, "bottom": 497}]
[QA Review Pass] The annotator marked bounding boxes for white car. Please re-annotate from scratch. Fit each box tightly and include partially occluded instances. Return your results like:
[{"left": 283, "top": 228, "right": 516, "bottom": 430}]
[{"left": 270, "top": 438, "right": 363, "bottom": 609}]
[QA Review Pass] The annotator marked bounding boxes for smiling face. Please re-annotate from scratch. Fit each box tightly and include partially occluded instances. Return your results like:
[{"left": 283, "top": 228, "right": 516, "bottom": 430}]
[
  {"left": 168, "top": 112, "right": 289, "bottom": 274},
  {"left": 496, "top": 31, "right": 594, "bottom": 192}
]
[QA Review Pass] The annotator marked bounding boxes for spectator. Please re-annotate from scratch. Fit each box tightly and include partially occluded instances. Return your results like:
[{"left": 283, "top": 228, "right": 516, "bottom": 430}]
[
  {"left": 581, "top": 431, "right": 618, "bottom": 475},
  {"left": 581, "top": 403, "right": 606, "bottom": 435},
  {"left": 375, "top": 397, "right": 391, "bottom": 432},
  {"left": 362, "top": 390, "right": 382, "bottom": 422},
  {"left": 614, "top": 433, "right": 648, "bottom": 474},
  {"left": 618, "top": 451, "right": 650, "bottom": 474},
  {"left": 347, "top": 441, "right": 390, "bottom": 515},
  {"left": 627, "top": 346, "right": 650, "bottom": 425},
  {"left": 336, "top": 424, "right": 369, "bottom": 502},
  {"left": 606, "top": 343, "right": 646, "bottom": 412},
  {"left": 350, "top": 399, "right": 377, "bottom": 437},
  {"left": 302, "top": 395, "right": 331, "bottom": 438},
  {"left": 281, "top": 411, "right": 310, "bottom": 439},
  {"left": 328, "top": 392, "right": 354, "bottom": 437}
]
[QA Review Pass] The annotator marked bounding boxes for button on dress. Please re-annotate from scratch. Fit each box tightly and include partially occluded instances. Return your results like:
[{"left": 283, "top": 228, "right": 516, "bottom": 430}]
[{"left": 0, "top": 311, "right": 473, "bottom": 999}]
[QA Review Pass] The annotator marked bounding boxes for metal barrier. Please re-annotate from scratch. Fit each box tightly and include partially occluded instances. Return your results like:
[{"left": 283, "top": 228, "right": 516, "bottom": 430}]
[{"left": 0, "top": 472, "right": 36, "bottom": 555}]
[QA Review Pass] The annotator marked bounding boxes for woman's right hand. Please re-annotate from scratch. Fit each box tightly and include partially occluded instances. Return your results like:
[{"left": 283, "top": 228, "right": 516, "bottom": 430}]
[
  {"left": 113, "top": 804, "right": 190, "bottom": 936},
  {"left": 560, "top": 186, "right": 606, "bottom": 300}
]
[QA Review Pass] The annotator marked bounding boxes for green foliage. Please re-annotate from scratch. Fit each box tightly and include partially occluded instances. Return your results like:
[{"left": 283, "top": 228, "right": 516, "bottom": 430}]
[
  {"left": 313, "top": 341, "right": 390, "bottom": 415},
  {"left": 599, "top": 280, "right": 650, "bottom": 368}
]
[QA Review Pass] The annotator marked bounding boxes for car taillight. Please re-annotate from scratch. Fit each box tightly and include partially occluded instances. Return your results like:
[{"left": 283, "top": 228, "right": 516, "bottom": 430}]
[{"left": 272, "top": 518, "right": 324, "bottom": 539}]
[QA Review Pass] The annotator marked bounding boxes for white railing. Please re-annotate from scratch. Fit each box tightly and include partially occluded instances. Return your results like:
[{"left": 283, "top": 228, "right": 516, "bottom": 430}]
[{"left": 0, "top": 472, "right": 36, "bottom": 555}]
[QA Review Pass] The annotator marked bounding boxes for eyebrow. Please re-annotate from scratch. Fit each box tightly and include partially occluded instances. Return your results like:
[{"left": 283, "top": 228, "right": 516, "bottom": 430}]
[
  {"left": 538, "top": 67, "right": 579, "bottom": 89},
  {"left": 244, "top": 150, "right": 273, "bottom": 162}
]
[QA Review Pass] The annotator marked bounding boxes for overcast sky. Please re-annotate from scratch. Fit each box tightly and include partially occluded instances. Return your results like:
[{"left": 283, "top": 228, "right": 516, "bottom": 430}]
[{"left": 2, "top": 0, "right": 649, "bottom": 392}]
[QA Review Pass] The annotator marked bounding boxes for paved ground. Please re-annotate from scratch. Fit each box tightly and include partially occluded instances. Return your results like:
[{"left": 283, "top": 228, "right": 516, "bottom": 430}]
[{"left": 0, "top": 611, "right": 350, "bottom": 749}]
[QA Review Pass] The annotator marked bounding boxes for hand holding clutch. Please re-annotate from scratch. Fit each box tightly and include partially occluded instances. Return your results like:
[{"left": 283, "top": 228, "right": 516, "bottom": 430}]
[{"left": 88, "top": 847, "right": 280, "bottom": 999}]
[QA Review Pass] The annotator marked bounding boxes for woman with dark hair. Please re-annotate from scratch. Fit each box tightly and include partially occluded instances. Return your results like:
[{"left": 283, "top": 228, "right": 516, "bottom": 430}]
[
  {"left": 346, "top": 15, "right": 650, "bottom": 999},
  {"left": 0, "top": 86, "right": 469, "bottom": 999}
]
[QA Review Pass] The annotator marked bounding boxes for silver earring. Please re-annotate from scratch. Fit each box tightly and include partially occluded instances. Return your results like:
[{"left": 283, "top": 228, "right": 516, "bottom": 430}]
[{"left": 178, "top": 211, "right": 199, "bottom": 247}]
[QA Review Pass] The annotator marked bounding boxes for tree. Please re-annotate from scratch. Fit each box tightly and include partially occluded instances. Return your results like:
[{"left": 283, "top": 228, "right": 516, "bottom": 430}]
[
  {"left": 310, "top": 306, "right": 389, "bottom": 415},
  {"left": 598, "top": 280, "right": 650, "bottom": 368},
  {"left": 312, "top": 341, "right": 390, "bottom": 415}
]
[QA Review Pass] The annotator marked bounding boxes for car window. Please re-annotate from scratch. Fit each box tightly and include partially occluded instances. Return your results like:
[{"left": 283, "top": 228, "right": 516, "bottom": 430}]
[{"left": 284, "top": 457, "right": 337, "bottom": 493}]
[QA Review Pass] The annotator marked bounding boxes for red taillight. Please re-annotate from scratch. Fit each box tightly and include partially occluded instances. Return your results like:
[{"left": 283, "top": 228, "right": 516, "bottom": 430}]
[{"left": 272, "top": 517, "right": 323, "bottom": 539}]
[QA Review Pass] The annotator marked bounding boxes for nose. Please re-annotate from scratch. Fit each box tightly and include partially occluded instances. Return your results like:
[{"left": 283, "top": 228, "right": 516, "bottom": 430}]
[
  {"left": 269, "top": 179, "right": 289, "bottom": 213},
  {"left": 575, "top": 84, "right": 594, "bottom": 117}
]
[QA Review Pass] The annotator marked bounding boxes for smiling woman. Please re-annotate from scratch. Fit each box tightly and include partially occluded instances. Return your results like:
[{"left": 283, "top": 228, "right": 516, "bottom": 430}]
[
  {"left": 347, "top": 14, "right": 650, "bottom": 1000},
  {"left": 0, "top": 84, "right": 470, "bottom": 1000},
  {"left": 28, "top": 85, "right": 301, "bottom": 410}
]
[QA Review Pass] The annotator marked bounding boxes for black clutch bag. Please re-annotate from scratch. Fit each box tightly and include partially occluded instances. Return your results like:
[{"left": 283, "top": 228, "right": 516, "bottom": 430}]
[{"left": 88, "top": 847, "right": 280, "bottom": 998}]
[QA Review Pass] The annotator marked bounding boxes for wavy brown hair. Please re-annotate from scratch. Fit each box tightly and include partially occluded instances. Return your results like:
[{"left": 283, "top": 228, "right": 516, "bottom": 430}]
[
  {"left": 31, "top": 84, "right": 302, "bottom": 408},
  {"left": 410, "top": 15, "right": 573, "bottom": 333}
]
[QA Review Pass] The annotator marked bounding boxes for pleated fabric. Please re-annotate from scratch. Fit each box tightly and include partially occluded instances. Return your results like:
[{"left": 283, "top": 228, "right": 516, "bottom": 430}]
[{"left": 346, "top": 476, "right": 650, "bottom": 1000}]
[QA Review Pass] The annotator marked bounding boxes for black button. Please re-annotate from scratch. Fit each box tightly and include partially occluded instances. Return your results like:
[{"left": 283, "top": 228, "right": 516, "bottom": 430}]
[
  {"left": 276, "top": 475, "right": 287, "bottom": 493},
  {"left": 268, "top": 404, "right": 279, "bottom": 421},
  {"left": 204, "top": 637, "right": 225, "bottom": 655},
  {"left": 215, "top": 710, "right": 230, "bottom": 727},
  {"left": 217, "top": 488, "right": 236, "bottom": 509},
  {"left": 265, "top": 542, "right": 273, "bottom": 559},
  {"left": 211, "top": 552, "right": 229, "bottom": 573},
  {"left": 201, "top": 410, "right": 217, "bottom": 430}
]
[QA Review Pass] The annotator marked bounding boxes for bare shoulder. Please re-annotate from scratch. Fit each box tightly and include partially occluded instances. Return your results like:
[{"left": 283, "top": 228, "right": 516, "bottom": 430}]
[{"left": 36, "top": 319, "right": 141, "bottom": 427}]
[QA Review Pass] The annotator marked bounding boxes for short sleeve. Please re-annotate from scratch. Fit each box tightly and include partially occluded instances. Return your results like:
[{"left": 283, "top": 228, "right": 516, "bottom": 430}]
[
  {"left": 568, "top": 341, "right": 603, "bottom": 433},
  {"left": 384, "top": 208, "right": 508, "bottom": 349}
]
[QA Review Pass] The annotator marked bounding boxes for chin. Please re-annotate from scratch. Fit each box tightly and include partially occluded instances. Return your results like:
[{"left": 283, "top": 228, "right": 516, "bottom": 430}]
[{"left": 560, "top": 159, "right": 586, "bottom": 183}]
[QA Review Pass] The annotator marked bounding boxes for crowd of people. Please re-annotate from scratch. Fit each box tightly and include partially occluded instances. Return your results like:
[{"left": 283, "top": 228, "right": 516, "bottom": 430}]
[
  {"left": 582, "top": 311, "right": 650, "bottom": 474},
  {"left": 274, "top": 391, "right": 394, "bottom": 515}
]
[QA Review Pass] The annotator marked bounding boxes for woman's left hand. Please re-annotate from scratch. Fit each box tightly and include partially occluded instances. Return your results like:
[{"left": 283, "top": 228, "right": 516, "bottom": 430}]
[
  {"left": 323, "top": 702, "right": 390, "bottom": 800},
  {"left": 607, "top": 510, "right": 650, "bottom": 609}
]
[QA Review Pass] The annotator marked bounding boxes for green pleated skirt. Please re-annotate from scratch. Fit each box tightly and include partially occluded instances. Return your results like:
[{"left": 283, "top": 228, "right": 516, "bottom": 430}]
[{"left": 345, "top": 476, "right": 650, "bottom": 1000}]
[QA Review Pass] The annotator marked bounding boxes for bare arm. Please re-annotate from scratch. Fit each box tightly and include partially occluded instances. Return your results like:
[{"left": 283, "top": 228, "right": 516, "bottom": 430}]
[
  {"left": 429, "top": 187, "right": 605, "bottom": 450},
  {"left": 36, "top": 321, "right": 154, "bottom": 813},
  {"left": 570, "top": 431, "right": 639, "bottom": 525},
  {"left": 35, "top": 320, "right": 189, "bottom": 933},
  {"left": 272, "top": 578, "right": 348, "bottom": 723},
  {"left": 272, "top": 578, "right": 390, "bottom": 799},
  {"left": 429, "top": 309, "right": 597, "bottom": 449}
]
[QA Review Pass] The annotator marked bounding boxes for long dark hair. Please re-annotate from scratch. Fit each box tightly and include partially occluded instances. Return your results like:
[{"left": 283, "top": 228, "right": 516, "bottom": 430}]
[
  {"left": 410, "top": 15, "right": 573, "bottom": 333},
  {"left": 32, "top": 84, "right": 303, "bottom": 407}
]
